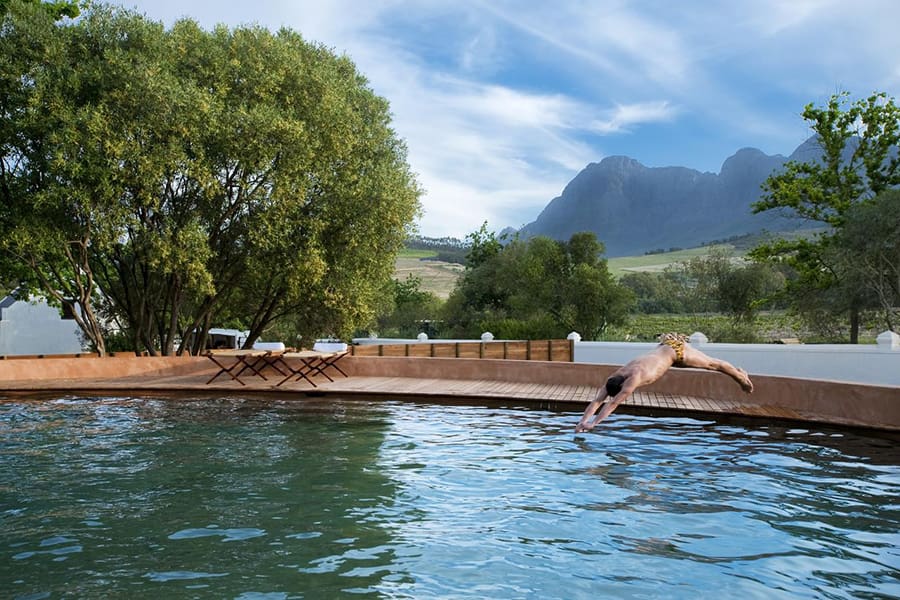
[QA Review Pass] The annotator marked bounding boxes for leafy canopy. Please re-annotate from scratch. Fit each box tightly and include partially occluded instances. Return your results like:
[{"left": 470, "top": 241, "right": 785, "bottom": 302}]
[
  {"left": 0, "top": 2, "right": 421, "bottom": 354},
  {"left": 444, "top": 230, "right": 633, "bottom": 339},
  {"left": 751, "top": 91, "right": 900, "bottom": 341},
  {"left": 0, "top": 0, "right": 79, "bottom": 19}
]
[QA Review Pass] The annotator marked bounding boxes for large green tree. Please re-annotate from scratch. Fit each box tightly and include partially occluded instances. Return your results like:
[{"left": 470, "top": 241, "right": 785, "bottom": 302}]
[
  {"left": 751, "top": 91, "right": 900, "bottom": 342},
  {"left": 619, "top": 249, "right": 785, "bottom": 341},
  {"left": 679, "top": 249, "right": 784, "bottom": 323},
  {"left": 444, "top": 230, "right": 632, "bottom": 339},
  {"left": 0, "top": 2, "right": 421, "bottom": 355},
  {"left": 0, "top": 1, "right": 111, "bottom": 352},
  {"left": 619, "top": 270, "right": 687, "bottom": 314}
]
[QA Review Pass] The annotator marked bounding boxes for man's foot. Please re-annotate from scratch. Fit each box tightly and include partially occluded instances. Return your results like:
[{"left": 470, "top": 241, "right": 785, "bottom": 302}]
[{"left": 738, "top": 368, "right": 753, "bottom": 393}]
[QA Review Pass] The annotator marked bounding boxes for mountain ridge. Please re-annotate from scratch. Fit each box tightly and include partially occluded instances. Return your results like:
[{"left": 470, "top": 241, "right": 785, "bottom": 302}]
[{"left": 518, "top": 139, "right": 816, "bottom": 257}]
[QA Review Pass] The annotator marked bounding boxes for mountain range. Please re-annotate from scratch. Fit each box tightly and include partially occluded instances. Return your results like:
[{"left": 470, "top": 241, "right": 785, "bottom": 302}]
[{"left": 517, "top": 137, "right": 824, "bottom": 257}]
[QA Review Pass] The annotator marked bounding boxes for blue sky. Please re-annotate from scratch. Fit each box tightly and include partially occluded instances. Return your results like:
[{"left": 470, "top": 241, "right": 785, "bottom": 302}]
[{"left": 111, "top": 0, "right": 900, "bottom": 238}]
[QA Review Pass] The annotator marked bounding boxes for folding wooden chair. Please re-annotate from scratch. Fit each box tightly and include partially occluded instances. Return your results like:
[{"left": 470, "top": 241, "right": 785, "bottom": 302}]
[
  {"left": 274, "top": 351, "right": 348, "bottom": 387},
  {"left": 205, "top": 350, "right": 270, "bottom": 385}
]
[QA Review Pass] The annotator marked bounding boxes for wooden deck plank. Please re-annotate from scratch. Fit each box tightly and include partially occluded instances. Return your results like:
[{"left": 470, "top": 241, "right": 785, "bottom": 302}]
[
  {"left": 313, "top": 375, "right": 793, "bottom": 421},
  {"left": 2, "top": 366, "right": 825, "bottom": 426}
]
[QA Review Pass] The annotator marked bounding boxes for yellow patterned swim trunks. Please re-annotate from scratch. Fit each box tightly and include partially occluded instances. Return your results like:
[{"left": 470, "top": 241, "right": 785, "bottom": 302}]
[{"left": 659, "top": 332, "right": 688, "bottom": 365}]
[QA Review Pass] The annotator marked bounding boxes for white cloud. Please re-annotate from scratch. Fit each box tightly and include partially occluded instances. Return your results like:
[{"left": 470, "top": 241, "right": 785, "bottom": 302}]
[
  {"left": 588, "top": 101, "right": 676, "bottom": 134},
  {"left": 478, "top": 2, "right": 693, "bottom": 90},
  {"left": 386, "top": 77, "right": 598, "bottom": 234},
  {"left": 741, "top": 0, "right": 839, "bottom": 36},
  {"left": 107, "top": 0, "right": 900, "bottom": 237}
]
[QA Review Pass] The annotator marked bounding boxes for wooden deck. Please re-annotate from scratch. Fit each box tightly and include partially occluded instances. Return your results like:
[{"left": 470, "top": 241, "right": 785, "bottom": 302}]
[{"left": 0, "top": 366, "right": 808, "bottom": 423}]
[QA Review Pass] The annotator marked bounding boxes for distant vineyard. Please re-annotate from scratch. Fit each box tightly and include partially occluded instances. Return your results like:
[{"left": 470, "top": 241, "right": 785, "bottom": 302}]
[
  {"left": 397, "top": 242, "right": 747, "bottom": 298},
  {"left": 404, "top": 236, "right": 467, "bottom": 264}
]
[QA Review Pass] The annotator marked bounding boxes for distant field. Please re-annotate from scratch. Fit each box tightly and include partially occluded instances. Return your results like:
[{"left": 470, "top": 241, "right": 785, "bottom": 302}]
[
  {"left": 607, "top": 244, "right": 736, "bottom": 276},
  {"left": 397, "top": 248, "right": 440, "bottom": 259},
  {"left": 393, "top": 254, "right": 464, "bottom": 299},
  {"left": 395, "top": 243, "right": 744, "bottom": 297}
]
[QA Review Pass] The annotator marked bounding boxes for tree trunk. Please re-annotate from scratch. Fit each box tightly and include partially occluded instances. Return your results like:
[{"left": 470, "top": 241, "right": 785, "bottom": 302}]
[{"left": 849, "top": 305, "right": 860, "bottom": 344}]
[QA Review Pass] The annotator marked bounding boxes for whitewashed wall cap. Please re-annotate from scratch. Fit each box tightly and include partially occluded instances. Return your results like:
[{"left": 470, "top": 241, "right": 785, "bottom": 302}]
[
  {"left": 876, "top": 330, "right": 899, "bottom": 350},
  {"left": 689, "top": 332, "right": 709, "bottom": 345},
  {"left": 253, "top": 342, "right": 286, "bottom": 352}
]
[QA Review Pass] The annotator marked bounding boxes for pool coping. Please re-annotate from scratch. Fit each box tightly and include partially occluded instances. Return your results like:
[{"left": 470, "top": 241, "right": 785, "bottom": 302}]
[{"left": 0, "top": 354, "right": 897, "bottom": 431}]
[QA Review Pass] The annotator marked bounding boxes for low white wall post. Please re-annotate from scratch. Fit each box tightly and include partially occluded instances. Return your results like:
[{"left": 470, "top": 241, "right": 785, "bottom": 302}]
[
  {"left": 689, "top": 332, "right": 709, "bottom": 345},
  {"left": 876, "top": 330, "right": 899, "bottom": 351}
]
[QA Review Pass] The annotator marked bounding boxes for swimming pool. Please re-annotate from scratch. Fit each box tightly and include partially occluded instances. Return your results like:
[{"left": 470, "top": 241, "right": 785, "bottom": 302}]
[{"left": 2, "top": 395, "right": 898, "bottom": 598}]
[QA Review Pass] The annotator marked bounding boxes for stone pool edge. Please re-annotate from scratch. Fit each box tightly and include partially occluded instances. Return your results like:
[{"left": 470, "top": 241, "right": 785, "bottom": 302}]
[{"left": 0, "top": 354, "right": 897, "bottom": 432}]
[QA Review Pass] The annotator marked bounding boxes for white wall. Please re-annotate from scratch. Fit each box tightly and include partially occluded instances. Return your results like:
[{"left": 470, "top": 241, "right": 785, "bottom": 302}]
[
  {"left": 0, "top": 297, "right": 84, "bottom": 355},
  {"left": 354, "top": 333, "right": 900, "bottom": 387},
  {"left": 574, "top": 339, "right": 900, "bottom": 387}
]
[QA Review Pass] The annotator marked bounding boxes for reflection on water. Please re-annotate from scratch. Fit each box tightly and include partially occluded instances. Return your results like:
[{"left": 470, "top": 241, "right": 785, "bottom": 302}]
[
  {"left": 1, "top": 396, "right": 402, "bottom": 598},
  {"left": 1, "top": 396, "right": 898, "bottom": 599}
]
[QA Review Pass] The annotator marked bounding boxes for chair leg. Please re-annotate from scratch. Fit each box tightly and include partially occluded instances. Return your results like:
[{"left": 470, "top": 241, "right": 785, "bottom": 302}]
[
  {"left": 206, "top": 356, "right": 245, "bottom": 385},
  {"left": 305, "top": 358, "right": 334, "bottom": 382},
  {"left": 275, "top": 359, "right": 318, "bottom": 387},
  {"left": 293, "top": 360, "right": 318, "bottom": 387},
  {"left": 322, "top": 354, "right": 348, "bottom": 378},
  {"left": 234, "top": 356, "right": 268, "bottom": 381}
]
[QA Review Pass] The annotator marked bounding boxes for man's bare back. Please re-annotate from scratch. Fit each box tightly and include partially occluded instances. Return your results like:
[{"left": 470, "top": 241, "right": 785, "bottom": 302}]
[{"left": 575, "top": 334, "right": 753, "bottom": 433}]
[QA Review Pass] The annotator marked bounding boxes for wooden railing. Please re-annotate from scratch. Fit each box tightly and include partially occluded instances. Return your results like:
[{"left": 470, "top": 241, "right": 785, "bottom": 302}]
[{"left": 350, "top": 339, "right": 574, "bottom": 362}]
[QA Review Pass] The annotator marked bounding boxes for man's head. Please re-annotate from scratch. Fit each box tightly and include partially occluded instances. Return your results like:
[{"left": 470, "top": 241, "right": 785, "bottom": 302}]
[{"left": 605, "top": 374, "right": 626, "bottom": 397}]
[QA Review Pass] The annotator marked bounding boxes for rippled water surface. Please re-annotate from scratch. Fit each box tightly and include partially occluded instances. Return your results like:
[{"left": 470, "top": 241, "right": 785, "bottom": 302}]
[{"left": 1, "top": 395, "right": 899, "bottom": 599}]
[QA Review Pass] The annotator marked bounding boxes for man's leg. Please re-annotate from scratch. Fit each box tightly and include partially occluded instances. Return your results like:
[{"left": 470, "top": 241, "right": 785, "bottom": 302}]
[
  {"left": 682, "top": 347, "right": 753, "bottom": 392},
  {"left": 715, "top": 360, "right": 753, "bottom": 392}
]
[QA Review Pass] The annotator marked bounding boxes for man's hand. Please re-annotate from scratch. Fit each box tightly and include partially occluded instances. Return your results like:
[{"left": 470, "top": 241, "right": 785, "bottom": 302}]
[{"left": 575, "top": 420, "right": 594, "bottom": 433}]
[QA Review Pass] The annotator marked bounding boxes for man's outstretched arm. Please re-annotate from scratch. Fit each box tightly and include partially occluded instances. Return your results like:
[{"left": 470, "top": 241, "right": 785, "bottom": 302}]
[
  {"left": 575, "top": 388, "right": 609, "bottom": 432},
  {"left": 575, "top": 384, "right": 636, "bottom": 432}
]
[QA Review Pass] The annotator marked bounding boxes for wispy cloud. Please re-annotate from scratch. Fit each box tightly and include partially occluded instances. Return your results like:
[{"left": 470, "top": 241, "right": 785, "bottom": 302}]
[
  {"left": 110, "top": 0, "right": 900, "bottom": 238},
  {"left": 588, "top": 101, "right": 676, "bottom": 134}
]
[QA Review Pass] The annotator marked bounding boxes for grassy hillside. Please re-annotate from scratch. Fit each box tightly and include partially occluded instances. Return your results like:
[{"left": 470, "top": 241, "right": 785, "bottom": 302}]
[
  {"left": 395, "top": 229, "right": 823, "bottom": 295},
  {"left": 397, "top": 248, "right": 440, "bottom": 259},
  {"left": 605, "top": 228, "right": 824, "bottom": 276},
  {"left": 394, "top": 248, "right": 463, "bottom": 299},
  {"left": 394, "top": 244, "right": 746, "bottom": 297},
  {"left": 607, "top": 244, "right": 736, "bottom": 276}
]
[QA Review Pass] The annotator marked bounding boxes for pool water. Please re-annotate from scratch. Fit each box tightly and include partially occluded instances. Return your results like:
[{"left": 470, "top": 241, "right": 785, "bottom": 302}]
[{"left": 1, "top": 396, "right": 898, "bottom": 599}]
